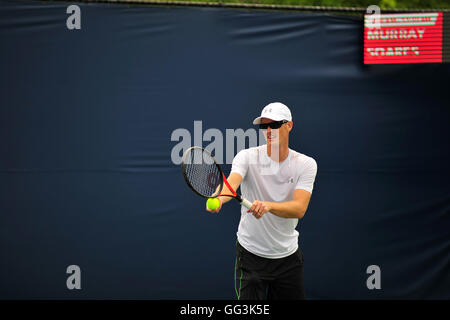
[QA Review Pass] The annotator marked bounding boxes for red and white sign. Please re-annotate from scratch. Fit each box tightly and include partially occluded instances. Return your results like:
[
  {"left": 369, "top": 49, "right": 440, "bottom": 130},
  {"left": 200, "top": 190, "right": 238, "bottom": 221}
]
[{"left": 364, "top": 12, "right": 443, "bottom": 64}]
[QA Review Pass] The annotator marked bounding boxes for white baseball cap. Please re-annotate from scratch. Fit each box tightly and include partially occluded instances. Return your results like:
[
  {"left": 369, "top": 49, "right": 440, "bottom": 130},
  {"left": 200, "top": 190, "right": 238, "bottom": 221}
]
[{"left": 252, "top": 102, "right": 292, "bottom": 125}]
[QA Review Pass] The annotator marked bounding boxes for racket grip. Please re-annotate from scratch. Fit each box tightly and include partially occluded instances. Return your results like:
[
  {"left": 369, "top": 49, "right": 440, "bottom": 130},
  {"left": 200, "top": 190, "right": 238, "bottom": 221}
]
[{"left": 240, "top": 198, "right": 253, "bottom": 209}]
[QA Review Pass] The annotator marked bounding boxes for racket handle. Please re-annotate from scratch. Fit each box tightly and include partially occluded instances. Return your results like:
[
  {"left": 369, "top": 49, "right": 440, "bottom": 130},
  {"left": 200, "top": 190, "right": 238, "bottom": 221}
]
[{"left": 240, "top": 198, "right": 253, "bottom": 209}]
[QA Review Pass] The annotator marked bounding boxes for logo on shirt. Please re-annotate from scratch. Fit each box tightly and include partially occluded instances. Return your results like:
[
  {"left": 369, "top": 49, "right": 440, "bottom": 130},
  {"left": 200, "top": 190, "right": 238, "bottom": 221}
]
[{"left": 287, "top": 177, "right": 294, "bottom": 184}]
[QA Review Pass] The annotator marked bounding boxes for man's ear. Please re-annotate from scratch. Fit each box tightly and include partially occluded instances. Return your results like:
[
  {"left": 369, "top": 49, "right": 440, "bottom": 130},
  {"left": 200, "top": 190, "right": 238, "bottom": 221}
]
[{"left": 287, "top": 121, "right": 293, "bottom": 132}]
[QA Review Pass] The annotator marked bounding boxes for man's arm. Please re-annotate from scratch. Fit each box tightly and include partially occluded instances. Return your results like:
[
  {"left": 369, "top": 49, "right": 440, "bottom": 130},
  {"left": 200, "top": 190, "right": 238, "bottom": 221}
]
[
  {"left": 206, "top": 173, "right": 243, "bottom": 213},
  {"left": 247, "top": 189, "right": 312, "bottom": 219}
]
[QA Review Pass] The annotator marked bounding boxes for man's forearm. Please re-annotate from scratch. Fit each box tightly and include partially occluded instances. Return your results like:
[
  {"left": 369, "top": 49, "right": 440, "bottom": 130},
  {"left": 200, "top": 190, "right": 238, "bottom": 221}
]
[
  {"left": 266, "top": 200, "right": 306, "bottom": 219},
  {"left": 217, "top": 173, "right": 243, "bottom": 206},
  {"left": 218, "top": 195, "right": 233, "bottom": 205}
]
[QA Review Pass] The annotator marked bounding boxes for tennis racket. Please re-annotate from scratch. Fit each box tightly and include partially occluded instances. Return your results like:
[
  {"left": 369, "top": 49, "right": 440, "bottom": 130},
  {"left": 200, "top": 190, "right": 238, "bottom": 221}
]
[{"left": 181, "top": 146, "right": 252, "bottom": 209}]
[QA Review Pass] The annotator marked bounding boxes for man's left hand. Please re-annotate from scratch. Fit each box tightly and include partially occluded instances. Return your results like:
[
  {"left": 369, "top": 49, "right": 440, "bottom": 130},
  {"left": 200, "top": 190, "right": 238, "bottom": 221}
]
[{"left": 247, "top": 200, "right": 271, "bottom": 219}]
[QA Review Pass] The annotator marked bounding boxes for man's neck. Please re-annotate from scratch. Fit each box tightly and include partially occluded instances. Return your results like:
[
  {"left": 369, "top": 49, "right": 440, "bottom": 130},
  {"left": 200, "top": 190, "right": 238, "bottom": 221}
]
[{"left": 266, "top": 144, "right": 289, "bottom": 163}]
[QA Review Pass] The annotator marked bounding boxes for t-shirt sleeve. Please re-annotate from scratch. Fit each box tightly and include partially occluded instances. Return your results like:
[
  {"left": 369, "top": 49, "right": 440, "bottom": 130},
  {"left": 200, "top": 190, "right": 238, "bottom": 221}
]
[
  {"left": 296, "top": 157, "right": 317, "bottom": 193},
  {"left": 230, "top": 149, "right": 249, "bottom": 179}
]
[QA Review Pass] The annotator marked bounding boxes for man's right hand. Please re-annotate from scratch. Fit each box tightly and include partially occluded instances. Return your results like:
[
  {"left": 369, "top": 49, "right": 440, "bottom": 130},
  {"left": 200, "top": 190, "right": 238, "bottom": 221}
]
[
  {"left": 205, "top": 172, "right": 243, "bottom": 214},
  {"left": 206, "top": 197, "right": 223, "bottom": 214}
]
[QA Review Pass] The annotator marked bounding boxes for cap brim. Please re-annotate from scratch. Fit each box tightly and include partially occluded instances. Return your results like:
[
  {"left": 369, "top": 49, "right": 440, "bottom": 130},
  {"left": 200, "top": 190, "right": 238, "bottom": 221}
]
[
  {"left": 252, "top": 115, "right": 285, "bottom": 125},
  {"left": 252, "top": 117, "right": 263, "bottom": 125}
]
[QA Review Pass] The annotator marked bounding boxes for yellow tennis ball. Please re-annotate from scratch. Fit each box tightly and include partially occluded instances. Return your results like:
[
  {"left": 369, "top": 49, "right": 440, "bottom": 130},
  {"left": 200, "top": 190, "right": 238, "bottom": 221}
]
[{"left": 207, "top": 198, "right": 220, "bottom": 210}]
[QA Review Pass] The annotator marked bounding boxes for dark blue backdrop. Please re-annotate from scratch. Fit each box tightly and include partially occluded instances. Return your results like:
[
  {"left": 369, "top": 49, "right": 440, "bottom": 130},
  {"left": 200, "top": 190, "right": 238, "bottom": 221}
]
[{"left": 0, "top": 0, "right": 449, "bottom": 299}]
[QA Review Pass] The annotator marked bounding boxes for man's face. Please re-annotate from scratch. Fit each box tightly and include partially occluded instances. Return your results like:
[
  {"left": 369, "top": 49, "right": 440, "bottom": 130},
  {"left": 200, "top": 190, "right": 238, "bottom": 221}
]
[{"left": 260, "top": 118, "right": 293, "bottom": 148}]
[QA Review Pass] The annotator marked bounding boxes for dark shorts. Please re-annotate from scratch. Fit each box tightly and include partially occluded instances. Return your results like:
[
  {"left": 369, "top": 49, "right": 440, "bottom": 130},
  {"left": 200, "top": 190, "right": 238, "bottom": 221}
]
[{"left": 234, "top": 241, "right": 306, "bottom": 300}]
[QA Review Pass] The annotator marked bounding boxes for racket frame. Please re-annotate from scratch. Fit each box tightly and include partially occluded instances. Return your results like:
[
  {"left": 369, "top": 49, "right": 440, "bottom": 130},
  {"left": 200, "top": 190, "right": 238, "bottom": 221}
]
[{"left": 181, "top": 146, "right": 251, "bottom": 208}]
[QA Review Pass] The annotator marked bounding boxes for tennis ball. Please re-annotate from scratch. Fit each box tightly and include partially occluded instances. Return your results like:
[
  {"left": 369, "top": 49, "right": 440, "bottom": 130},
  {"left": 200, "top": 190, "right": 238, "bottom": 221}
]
[{"left": 207, "top": 198, "right": 220, "bottom": 210}]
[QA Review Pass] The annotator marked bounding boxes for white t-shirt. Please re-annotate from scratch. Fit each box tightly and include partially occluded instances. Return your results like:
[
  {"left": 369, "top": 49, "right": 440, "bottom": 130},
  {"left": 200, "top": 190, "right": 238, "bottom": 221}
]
[{"left": 231, "top": 145, "right": 317, "bottom": 259}]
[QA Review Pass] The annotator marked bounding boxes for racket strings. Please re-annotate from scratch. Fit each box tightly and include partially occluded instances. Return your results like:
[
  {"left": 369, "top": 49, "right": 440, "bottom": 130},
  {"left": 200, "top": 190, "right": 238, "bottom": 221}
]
[{"left": 183, "top": 148, "right": 222, "bottom": 198}]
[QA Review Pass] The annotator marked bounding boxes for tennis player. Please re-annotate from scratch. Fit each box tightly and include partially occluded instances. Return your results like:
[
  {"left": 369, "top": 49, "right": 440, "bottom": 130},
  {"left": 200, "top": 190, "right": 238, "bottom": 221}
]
[{"left": 206, "top": 102, "right": 317, "bottom": 300}]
